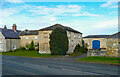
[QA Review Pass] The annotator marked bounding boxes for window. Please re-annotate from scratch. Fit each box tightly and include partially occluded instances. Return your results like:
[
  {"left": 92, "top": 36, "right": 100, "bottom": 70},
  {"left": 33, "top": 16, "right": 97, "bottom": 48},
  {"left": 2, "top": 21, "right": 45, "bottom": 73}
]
[
  {"left": 79, "top": 36, "right": 80, "bottom": 39},
  {"left": 0, "top": 44, "right": 3, "bottom": 50},
  {"left": 35, "top": 36, "right": 37, "bottom": 40},
  {"left": 71, "top": 40, "right": 74, "bottom": 47},
  {"left": 26, "top": 37, "right": 28, "bottom": 40},
  {"left": 0, "top": 38, "right": 2, "bottom": 43},
  {"left": 68, "top": 32, "right": 71, "bottom": 38},
  {"left": 43, "top": 43, "right": 48, "bottom": 50},
  {"left": 13, "top": 45, "right": 16, "bottom": 49},
  {"left": 44, "top": 33, "right": 48, "bottom": 38},
  {"left": 74, "top": 33, "right": 76, "bottom": 39}
]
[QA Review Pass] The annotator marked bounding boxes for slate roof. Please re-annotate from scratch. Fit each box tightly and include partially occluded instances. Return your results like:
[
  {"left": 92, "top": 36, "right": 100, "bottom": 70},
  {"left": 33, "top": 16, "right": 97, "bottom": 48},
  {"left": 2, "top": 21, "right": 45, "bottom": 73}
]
[
  {"left": 107, "top": 32, "right": 120, "bottom": 38},
  {"left": 84, "top": 35, "right": 110, "bottom": 38},
  {"left": 39, "top": 24, "right": 82, "bottom": 34},
  {"left": 19, "top": 29, "right": 39, "bottom": 36},
  {"left": 16, "top": 30, "right": 21, "bottom": 35},
  {"left": 0, "top": 28, "right": 20, "bottom": 39}
]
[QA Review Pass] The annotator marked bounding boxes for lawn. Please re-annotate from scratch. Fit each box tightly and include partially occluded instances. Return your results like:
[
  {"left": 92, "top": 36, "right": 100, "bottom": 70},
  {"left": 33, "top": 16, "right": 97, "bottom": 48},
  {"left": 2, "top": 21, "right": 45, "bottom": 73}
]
[
  {"left": 78, "top": 56, "right": 120, "bottom": 65},
  {"left": 1, "top": 50, "right": 62, "bottom": 58}
]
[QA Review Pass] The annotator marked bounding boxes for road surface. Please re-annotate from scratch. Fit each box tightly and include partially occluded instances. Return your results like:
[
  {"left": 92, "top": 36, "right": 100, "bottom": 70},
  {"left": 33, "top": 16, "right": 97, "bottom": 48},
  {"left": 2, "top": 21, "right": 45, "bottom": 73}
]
[{"left": 1, "top": 55, "right": 119, "bottom": 75}]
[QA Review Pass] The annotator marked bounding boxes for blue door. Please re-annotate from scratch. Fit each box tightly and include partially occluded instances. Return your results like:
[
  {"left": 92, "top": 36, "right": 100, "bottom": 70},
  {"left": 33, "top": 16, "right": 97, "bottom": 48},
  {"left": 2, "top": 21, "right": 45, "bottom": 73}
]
[{"left": 92, "top": 40, "right": 100, "bottom": 49}]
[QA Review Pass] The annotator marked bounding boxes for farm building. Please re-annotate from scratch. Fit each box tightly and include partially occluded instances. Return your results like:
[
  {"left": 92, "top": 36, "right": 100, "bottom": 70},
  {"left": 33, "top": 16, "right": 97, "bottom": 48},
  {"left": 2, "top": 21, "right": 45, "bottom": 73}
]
[
  {"left": 39, "top": 24, "right": 82, "bottom": 54},
  {"left": 83, "top": 35, "right": 110, "bottom": 51},
  {"left": 0, "top": 26, "right": 21, "bottom": 52}
]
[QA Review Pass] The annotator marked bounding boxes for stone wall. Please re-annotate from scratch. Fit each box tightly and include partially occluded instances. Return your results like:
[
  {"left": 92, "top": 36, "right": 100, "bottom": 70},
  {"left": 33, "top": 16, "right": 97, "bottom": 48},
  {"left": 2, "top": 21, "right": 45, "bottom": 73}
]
[
  {"left": 6, "top": 39, "right": 20, "bottom": 51},
  {"left": 106, "top": 38, "right": 119, "bottom": 57},
  {"left": 87, "top": 50, "right": 106, "bottom": 56},
  {"left": 20, "top": 35, "right": 39, "bottom": 47},
  {"left": 39, "top": 30, "right": 52, "bottom": 54},
  {"left": 0, "top": 32, "right": 6, "bottom": 52},
  {"left": 67, "top": 31, "right": 82, "bottom": 54}
]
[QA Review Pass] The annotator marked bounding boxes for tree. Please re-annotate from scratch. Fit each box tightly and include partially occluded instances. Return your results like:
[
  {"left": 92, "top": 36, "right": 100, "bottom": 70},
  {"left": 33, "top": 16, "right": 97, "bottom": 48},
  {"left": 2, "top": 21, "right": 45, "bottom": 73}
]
[
  {"left": 74, "top": 44, "right": 88, "bottom": 53},
  {"left": 26, "top": 40, "right": 35, "bottom": 51},
  {"left": 49, "top": 28, "right": 69, "bottom": 55},
  {"left": 29, "top": 40, "right": 35, "bottom": 51}
]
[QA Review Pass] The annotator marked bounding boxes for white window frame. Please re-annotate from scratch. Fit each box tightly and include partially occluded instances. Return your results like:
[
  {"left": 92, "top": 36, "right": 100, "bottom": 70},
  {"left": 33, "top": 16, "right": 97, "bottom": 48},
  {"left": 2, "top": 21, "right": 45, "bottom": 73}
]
[
  {"left": 79, "top": 36, "right": 80, "bottom": 39},
  {"left": 26, "top": 37, "right": 28, "bottom": 40},
  {"left": 71, "top": 40, "right": 74, "bottom": 47},
  {"left": 74, "top": 33, "right": 76, "bottom": 39},
  {"left": 0, "top": 44, "right": 3, "bottom": 50},
  {"left": 13, "top": 45, "right": 16, "bottom": 50},
  {"left": 0, "top": 37, "right": 2, "bottom": 43},
  {"left": 68, "top": 32, "right": 71, "bottom": 38},
  {"left": 35, "top": 36, "right": 37, "bottom": 40}
]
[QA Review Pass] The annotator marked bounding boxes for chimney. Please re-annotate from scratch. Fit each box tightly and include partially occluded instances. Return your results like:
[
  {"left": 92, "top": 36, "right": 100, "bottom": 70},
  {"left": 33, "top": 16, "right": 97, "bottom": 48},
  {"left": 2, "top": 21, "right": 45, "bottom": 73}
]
[
  {"left": 4, "top": 25, "right": 7, "bottom": 29},
  {"left": 12, "top": 24, "right": 17, "bottom": 31}
]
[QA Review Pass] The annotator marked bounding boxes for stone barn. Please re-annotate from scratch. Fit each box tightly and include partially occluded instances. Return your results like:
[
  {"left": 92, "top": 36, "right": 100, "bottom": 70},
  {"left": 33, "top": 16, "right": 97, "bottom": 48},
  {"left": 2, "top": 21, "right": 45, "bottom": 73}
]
[
  {"left": 83, "top": 35, "right": 110, "bottom": 51},
  {"left": 83, "top": 35, "right": 110, "bottom": 56}
]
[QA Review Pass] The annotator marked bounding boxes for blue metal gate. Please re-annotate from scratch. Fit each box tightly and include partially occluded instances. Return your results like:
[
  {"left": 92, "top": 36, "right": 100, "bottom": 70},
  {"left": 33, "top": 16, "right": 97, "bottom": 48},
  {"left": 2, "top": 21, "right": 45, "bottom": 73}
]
[{"left": 92, "top": 40, "right": 100, "bottom": 49}]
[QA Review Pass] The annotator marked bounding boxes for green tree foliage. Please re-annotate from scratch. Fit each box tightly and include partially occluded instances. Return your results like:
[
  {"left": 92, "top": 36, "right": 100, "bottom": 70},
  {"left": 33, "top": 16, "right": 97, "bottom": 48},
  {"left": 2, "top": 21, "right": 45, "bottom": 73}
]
[
  {"left": 29, "top": 40, "right": 35, "bottom": 51},
  {"left": 26, "top": 40, "right": 35, "bottom": 51},
  {"left": 74, "top": 44, "right": 88, "bottom": 53},
  {"left": 49, "top": 28, "right": 69, "bottom": 55},
  {"left": 82, "top": 40, "right": 88, "bottom": 48}
]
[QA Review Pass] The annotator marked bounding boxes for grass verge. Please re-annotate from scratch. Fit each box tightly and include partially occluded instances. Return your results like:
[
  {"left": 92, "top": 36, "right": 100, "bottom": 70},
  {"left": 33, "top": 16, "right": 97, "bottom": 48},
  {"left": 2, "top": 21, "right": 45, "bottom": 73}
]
[
  {"left": 69, "top": 52, "right": 86, "bottom": 56},
  {"left": 78, "top": 56, "right": 120, "bottom": 65},
  {"left": 1, "top": 50, "right": 62, "bottom": 58}
]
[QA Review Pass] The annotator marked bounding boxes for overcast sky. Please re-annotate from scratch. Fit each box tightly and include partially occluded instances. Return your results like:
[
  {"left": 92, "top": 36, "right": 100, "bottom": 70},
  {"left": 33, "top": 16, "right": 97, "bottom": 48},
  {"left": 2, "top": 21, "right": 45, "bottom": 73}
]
[{"left": 0, "top": 0, "right": 119, "bottom": 36}]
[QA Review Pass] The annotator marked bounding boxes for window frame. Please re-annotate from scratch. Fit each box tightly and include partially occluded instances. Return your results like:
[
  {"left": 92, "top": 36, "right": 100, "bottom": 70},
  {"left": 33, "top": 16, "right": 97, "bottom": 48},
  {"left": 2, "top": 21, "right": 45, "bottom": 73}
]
[
  {"left": 13, "top": 45, "right": 16, "bottom": 50},
  {"left": 71, "top": 40, "right": 74, "bottom": 47},
  {"left": 0, "top": 44, "right": 3, "bottom": 50},
  {"left": 35, "top": 36, "right": 38, "bottom": 40},
  {"left": 68, "top": 32, "right": 71, "bottom": 38},
  {"left": 26, "top": 37, "right": 28, "bottom": 40},
  {"left": 0, "top": 37, "right": 2, "bottom": 43},
  {"left": 44, "top": 33, "right": 48, "bottom": 38},
  {"left": 74, "top": 33, "right": 76, "bottom": 39}
]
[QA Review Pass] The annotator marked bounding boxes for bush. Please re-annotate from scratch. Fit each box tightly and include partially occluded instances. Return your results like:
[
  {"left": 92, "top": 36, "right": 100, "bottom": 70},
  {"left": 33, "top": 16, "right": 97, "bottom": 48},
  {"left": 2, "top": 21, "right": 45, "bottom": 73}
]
[
  {"left": 26, "top": 40, "right": 35, "bottom": 51},
  {"left": 19, "top": 47, "right": 26, "bottom": 50},
  {"left": 49, "top": 28, "right": 69, "bottom": 55},
  {"left": 74, "top": 44, "right": 87, "bottom": 53},
  {"left": 29, "top": 40, "right": 35, "bottom": 51}
]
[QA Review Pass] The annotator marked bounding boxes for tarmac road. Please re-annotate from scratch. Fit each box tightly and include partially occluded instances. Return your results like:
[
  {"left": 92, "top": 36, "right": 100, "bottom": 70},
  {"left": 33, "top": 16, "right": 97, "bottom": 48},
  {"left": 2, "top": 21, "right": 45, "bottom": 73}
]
[{"left": 1, "top": 55, "right": 119, "bottom": 75}]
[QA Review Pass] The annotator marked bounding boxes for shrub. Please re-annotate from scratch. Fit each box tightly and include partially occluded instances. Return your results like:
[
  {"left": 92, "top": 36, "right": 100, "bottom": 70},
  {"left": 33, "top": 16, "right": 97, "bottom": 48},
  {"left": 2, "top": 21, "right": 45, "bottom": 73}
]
[
  {"left": 26, "top": 40, "right": 35, "bottom": 51},
  {"left": 19, "top": 47, "right": 26, "bottom": 50},
  {"left": 74, "top": 44, "right": 87, "bottom": 53},
  {"left": 29, "top": 40, "right": 35, "bottom": 51},
  {"left": 82, "top": 40, "right": 88, "bottom": 48},
  {"left": 49, "top": 28, "right": 69, "bottom": 55},
  {"left": 26, "top": 44, "right": 30, "bottom": 50}
]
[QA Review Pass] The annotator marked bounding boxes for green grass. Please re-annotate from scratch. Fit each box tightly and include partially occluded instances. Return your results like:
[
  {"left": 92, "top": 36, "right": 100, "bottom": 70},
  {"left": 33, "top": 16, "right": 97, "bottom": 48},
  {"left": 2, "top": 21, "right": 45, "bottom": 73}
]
[
  {"left": 1, "top": 50, "right": 62, "bottom": 58},
  {"left": 78, "top": 56, "right": 120, "bottom": 65},
  {"left": 69, "top": 52, "right": 86, "bottom": 56}
]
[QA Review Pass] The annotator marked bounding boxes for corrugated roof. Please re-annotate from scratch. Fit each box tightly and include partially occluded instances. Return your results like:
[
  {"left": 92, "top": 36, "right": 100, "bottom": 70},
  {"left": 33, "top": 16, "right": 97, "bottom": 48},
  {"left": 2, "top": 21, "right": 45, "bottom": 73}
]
[
  {"left": 19, "top": 29, "right": 39, "bottom": 36},
  {"left": 0, "top": 28, "right": 20, "bottom": 39},
  {"left": 39, "top": 24, "right": 82, "bottom": 34},
  {"left": 84, "top": 35, "right": 110, "bottom": 38},
  {"left": 107, "top": 32, "right": 120, "bottom": 38}
]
